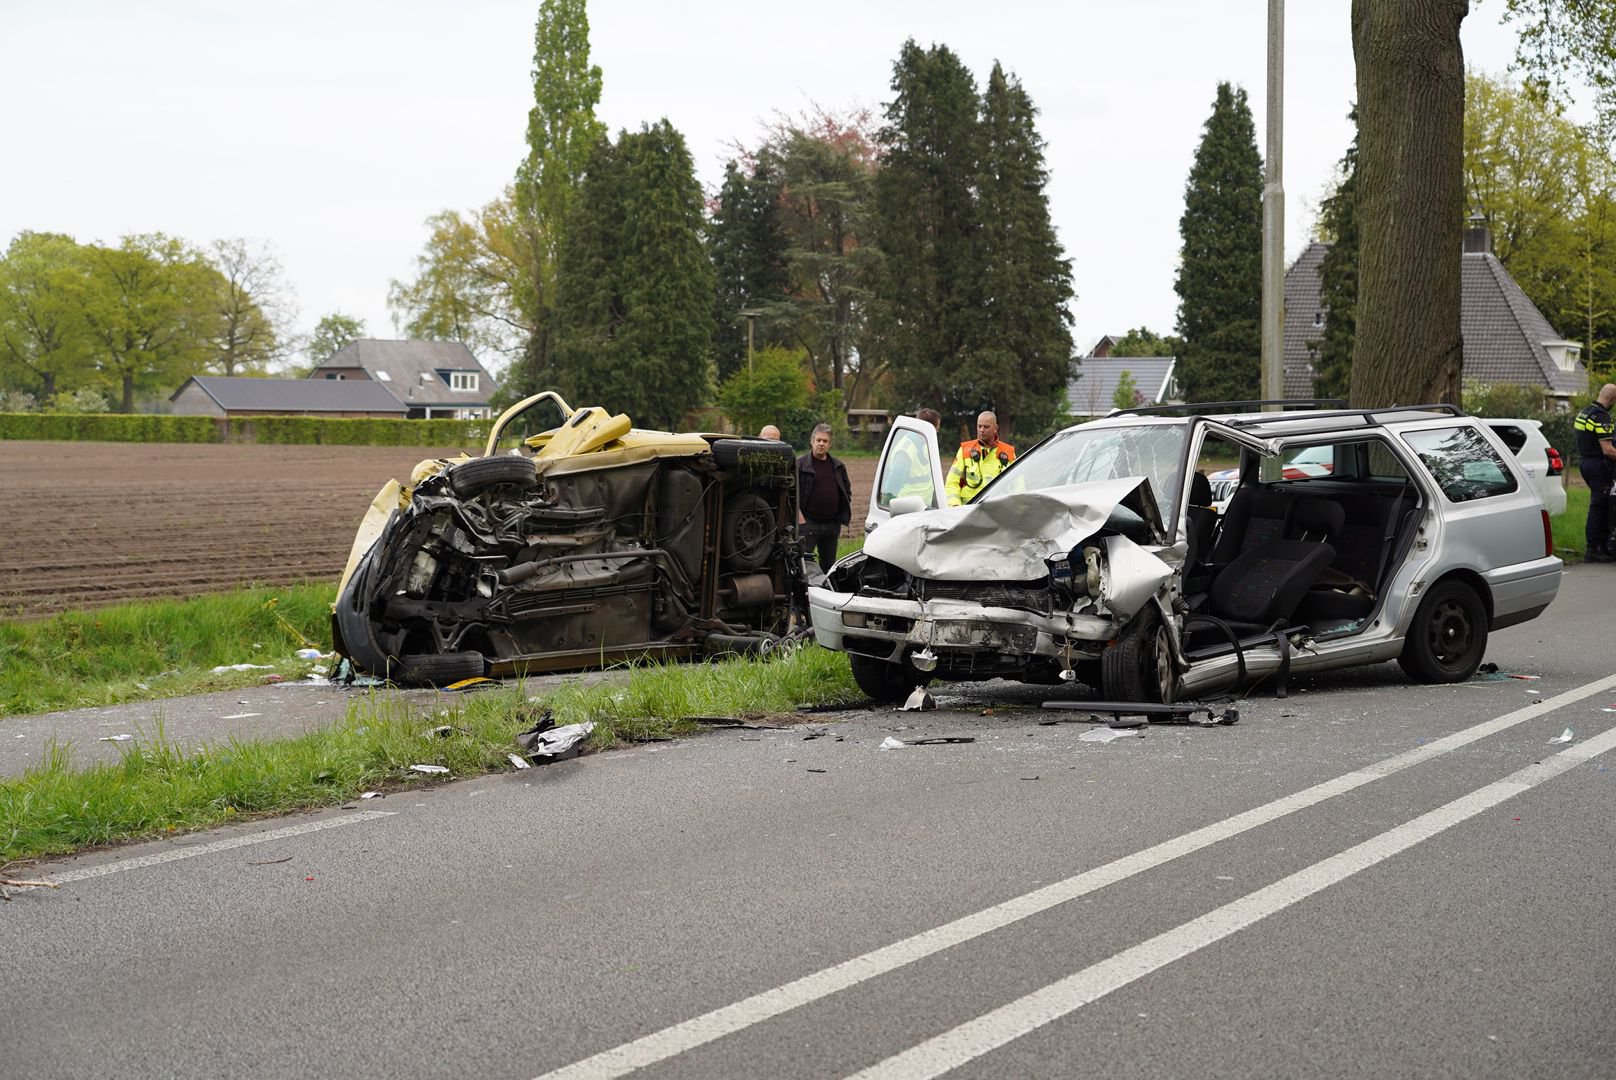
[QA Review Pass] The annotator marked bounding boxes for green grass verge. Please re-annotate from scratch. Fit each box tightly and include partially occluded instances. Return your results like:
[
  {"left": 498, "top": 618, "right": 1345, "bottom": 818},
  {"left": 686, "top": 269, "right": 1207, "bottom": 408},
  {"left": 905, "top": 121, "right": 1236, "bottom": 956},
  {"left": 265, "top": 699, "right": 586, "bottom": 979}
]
[
  {"left": 0, "top": 646, "right": 860, "bottom": 864},
  {"left": 0, "top": 584, "right": 337, "bottom": 717},
  {"left": 1551, "top": 486, "right": 1590, "bottom": 557}
]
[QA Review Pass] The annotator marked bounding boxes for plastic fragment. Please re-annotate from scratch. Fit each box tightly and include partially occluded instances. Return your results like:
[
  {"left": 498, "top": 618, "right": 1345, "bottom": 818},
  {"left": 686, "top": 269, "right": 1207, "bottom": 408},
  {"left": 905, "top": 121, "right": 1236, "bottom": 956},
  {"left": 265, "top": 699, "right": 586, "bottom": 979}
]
[
  {"left": 211, "top": 663, "right": 276, "bottom": 673},
  {"left": 879, "top": 736, "right": 906, "bottom": 750},
  {"left": 912, "top": 736, "right": 975, "bottom": 745},
  {"left": 900, "top": 687, "right": 936, "bottom": 712},
  {"left": 508, "top": 753, "right": 531, "bottom": 770},
  {"left": 294, "top": 648, "right": 326, "bottom": 660},
  {"left": 98, "top": 734, "right": 133, "bottom": 743},
  {"left": 517, "top": 720, "right": 595, "bottom": 762},
  {"left": 1549, "top": 728, "right": 1574, "bottom": 744},
  {"left": 409, "top": 764, "right": 450, "bottom": 774},
  {"left": 220, "top": 712, "right": 260, "bottom": 720},
  {"left": 359, "top": 791, "right": 384, "bottom": 799},
  {"left": 1079, "top": 727, "right": 1141, "bottom": 744}
]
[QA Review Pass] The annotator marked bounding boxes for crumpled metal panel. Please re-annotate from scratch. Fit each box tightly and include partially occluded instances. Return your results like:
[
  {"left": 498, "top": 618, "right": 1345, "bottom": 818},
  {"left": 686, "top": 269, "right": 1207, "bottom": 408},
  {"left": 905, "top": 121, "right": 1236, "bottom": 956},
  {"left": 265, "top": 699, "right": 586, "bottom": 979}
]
[{"left": 861, "top": 476, "right": 1157, "bottom": 581}]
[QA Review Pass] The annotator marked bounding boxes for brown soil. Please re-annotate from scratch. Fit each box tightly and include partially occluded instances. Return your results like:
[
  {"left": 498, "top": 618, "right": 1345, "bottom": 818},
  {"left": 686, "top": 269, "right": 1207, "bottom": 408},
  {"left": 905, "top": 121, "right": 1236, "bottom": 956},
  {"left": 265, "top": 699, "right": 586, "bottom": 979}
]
[{"left": 0, "top": 441, "right": 877, "bottom": 618}]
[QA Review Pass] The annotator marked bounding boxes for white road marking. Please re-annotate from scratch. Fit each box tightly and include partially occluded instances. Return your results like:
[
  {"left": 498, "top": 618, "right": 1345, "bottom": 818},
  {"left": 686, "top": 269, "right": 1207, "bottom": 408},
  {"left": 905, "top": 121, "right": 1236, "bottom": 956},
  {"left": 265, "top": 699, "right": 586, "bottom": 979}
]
[
  {"left": 533, "top": 672, "right": 1616, "bottom": 1080},
  {"left": 41, "top": 811, "right": 396, "bottom": 885},
  {"left": 849, "top": 722, "right": 1616, "bottom": 1079}
]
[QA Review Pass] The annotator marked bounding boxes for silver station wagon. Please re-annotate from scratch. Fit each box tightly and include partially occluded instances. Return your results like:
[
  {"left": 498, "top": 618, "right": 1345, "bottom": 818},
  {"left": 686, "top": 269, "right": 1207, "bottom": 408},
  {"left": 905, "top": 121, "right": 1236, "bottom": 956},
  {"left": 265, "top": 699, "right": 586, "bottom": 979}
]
[{"left": 808, "top": 403, "right": 1562, "bottom": 703}]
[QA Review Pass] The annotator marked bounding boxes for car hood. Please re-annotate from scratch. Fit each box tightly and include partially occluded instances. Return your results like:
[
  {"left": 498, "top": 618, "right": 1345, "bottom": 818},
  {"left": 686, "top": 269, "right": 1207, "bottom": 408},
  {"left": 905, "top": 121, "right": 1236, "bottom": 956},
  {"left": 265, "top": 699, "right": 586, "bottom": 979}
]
[{"left": 863, "top": 476, "right": 1166, "bottom": 580}]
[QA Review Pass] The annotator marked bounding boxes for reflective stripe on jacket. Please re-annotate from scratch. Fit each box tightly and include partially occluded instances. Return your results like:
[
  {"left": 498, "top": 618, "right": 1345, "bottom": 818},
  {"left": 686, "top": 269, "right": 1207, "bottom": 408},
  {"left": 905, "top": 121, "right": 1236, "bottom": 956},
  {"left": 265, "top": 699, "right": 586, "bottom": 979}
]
[{"left": 945, "top": 439, "right": 1016, "bottom": 506}]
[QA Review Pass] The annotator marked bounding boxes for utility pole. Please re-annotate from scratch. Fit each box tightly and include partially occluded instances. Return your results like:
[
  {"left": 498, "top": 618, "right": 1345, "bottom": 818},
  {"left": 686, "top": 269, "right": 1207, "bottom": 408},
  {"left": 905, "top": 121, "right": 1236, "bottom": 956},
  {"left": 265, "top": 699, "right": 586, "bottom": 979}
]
[
  {"left": 1261, "top": 0, "right": 1285, "bottom": 407},
  {"left": 739, "top": 309, "right": 762, "bottom": 376}
]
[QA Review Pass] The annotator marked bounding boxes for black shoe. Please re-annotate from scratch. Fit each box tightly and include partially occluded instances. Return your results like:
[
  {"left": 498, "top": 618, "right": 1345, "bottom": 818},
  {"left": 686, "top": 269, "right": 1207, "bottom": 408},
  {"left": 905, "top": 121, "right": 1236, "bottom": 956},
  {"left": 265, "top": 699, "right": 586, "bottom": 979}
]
[{"left": 1585, "top": 548, "right": 1615, "bottom": 563}]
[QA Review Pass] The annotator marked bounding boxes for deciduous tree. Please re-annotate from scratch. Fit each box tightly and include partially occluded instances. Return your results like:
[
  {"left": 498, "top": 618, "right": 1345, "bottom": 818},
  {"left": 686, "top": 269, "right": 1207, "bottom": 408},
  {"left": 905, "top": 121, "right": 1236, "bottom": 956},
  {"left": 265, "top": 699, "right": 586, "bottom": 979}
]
[
  {"left": 0, "top": 231, "right": 97, "bottom": 403},
  {"left": 1108, "top": 326, "right": 1182, "bottom": 358},
  {"left": 708, "top": 158, "right": 790, "bottom": 383},
  {"left": 1174, "top": 82, "right": 1263, "bottom": 404},
  {"left": 1350, "top": 0, "right": 1468, "bottom": 406},
  {"left": 307, "top": 312, "right": 366, "bottom": 366},
  {"left": 204, "top": 238, "right": 295, "bottom": 376}
]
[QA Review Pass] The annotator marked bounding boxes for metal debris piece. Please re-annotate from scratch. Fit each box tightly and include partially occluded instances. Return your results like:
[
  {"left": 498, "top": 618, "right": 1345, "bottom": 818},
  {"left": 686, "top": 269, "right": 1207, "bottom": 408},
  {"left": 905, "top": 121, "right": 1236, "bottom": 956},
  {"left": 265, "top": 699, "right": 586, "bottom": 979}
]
[
  {"left": 900, "top": 687, "right": 936, "bottom": 712},
  {"left": 1040, "top": 699, "right": 1239, "bottom": 726},
  {"left": 806, "top": 768, "right": 827, "bottom": 773},
  {"left": 911, "top": 737, "right": 975, "bottom": 745},
  {"left": 1079, "top": 727, "right": 1141, "bottom": 744},
  {"left": 409, "top": 764, "right": 450, "bottom": 774},
  {"left": 517, "top": 720, "right": 595, "bottom": 762}
]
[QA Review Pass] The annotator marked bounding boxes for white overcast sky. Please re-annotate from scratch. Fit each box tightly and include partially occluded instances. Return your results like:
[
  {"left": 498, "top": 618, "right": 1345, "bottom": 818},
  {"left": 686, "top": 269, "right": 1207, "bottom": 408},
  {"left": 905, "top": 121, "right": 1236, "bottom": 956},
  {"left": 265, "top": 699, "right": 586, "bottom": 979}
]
[{"left": 1, "top": 1, "right": 1542, "bottom": 370}]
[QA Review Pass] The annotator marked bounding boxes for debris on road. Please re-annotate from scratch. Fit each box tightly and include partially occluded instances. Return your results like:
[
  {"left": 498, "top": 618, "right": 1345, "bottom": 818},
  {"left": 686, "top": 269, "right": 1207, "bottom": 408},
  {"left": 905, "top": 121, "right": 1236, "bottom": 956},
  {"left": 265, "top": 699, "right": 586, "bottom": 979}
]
[
  {"left": 409, "top": 764, "right": 450, "bottom": 774},
  {"left": 247, "top": 856, "right": 293, "bottom": 866},
  {"left": 901, "top": 687, "right": 936, "bottom": 712},
  {"left": 360, "top": 791, "right": 384, "bottom": 799},
  {"left": 1041, "top": 699, "right": 1239, "bottom": 726},
  {"left": 210, "top": 663, "right": 277, "bottom": 673},
  {"left": 1079, "top": 727, "right": 1141, "bottom": 744},
  {"left": 1549, "top": 728, "right": 1574, "bottom": 744},
  {"left": 515, "top": 715, "right": 595, "bottom": 763},
  {"left": 911, "top": 737, "right": 976, "bottom": 745},
  {"left": 806, "top": 768, "right": 827, "bottom": 774},
  {"left": 879, "top": 736, "right": 906, "bottom": 750},
  {"left": 294, "top": 648, "right": 327, "bottom": 660},
  {"left": 97, "top": 734, "right": 133, "bottom": 742},
  {"left": 507, "top": 753, "right": 531, "bottom": 770},
  {"left": 1, "top": 874, "right": 60, "bottom": 900},
  {"left": 220, "top": 712, "right": 261, "bottom": 720}
]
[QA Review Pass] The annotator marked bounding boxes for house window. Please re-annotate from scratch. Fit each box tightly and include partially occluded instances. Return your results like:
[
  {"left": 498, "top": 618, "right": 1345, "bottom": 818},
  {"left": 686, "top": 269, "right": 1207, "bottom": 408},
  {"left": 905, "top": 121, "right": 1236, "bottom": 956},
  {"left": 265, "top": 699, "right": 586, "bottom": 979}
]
[
  {"left": 1313, "top": 311, "right": 1324, "bottom": 327},
  {"left": 374, "top": 370, "right": 392, "bottom": 381},
  {"left": 324, "top": 373, "right": 344, "bottom": 380},
  {"left": 450, "top": 372, "right": 479, "bottom": 392}
]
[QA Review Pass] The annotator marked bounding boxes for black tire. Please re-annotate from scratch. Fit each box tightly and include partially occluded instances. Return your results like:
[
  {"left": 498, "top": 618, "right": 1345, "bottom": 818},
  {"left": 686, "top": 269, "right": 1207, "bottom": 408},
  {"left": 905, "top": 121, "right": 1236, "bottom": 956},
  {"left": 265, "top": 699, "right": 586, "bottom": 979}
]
[
  {"left": 448, "top": 456, "right": 538, "bottom": 497},
  {"left": 392, "top": 651, "right": 487, "bottom": 687},
  {"left": 711, "top": 438, "right": 794, "bottom": 475},
  {"left": 1101, "top": 605, "right": 1175, "bottom": 703},
  {"left": 722, "top": 492, "right": 777, "bottom": 571},
  {"left": 849, "top": 654, "right": 932, "bottom": 703},
  {"left": 1397, "top": 580, "right": 1488, "bottom": 683}
]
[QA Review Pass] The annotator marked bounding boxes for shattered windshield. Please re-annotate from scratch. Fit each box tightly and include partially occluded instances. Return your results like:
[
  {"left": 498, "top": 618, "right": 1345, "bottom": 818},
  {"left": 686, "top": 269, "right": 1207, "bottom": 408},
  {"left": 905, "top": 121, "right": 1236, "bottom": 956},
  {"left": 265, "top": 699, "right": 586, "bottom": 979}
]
[{"left": 981, "top": 422, "right": 1187, "bottom": 524}]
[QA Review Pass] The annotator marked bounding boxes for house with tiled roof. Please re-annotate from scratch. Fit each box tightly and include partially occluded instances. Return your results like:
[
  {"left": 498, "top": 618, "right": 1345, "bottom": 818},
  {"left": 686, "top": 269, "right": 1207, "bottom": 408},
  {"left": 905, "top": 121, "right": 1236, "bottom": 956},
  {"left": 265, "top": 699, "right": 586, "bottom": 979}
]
[
  {"left": 1067, "top": 356, "right": 1178, "bottom": 417},
  {"left": 1283, "top": 226, "right": 1589, "bottom": 408},
  {"left": 308, "top": 339, "right": 496, "bottom": 419},
  {"left": 170, "top": 375, "right": 407, "bottom": 418}
]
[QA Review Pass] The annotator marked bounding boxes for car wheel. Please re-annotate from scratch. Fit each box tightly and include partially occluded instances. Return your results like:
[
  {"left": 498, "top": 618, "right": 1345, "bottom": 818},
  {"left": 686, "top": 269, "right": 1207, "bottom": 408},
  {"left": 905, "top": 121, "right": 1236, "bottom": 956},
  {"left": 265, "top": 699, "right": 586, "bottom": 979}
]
[
  {"left": 1398, "top": 580, "right": 1488, "bottom": 683},
  {"left": 722, "top": 493, "right": 777, "bottom": 571},
  {"left": 1101, "top": 605, "right": 1175, "bottom": 703},
  {"left": 849, "top": 654, "right": 932, "bottom": 703},
  {"left": 391, "top": 651, "right": 487, "bottom": 687},
  {"left": 448, "top": 456, "right": 538, "bottom": 497},
  {"left": 711, "top": 438, "right": 795, "bottom": 475}
]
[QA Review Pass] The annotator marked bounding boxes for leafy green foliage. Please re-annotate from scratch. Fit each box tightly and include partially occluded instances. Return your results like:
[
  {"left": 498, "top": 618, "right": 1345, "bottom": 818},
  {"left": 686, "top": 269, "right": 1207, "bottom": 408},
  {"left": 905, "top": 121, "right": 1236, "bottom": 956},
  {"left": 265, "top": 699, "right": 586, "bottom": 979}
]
[
  {"left": 1112, "top": 370, "right": 1141, "bottom": 411},
  {"left": 709, "top": 159, "right": 792, "bottom": 383},
  {"left": 1461, "top": 380, "right": 1551, "bottom": 416},
  {"left": 306, "top": 312, "right": 365, "bottom": 365},
  {"left": 717, "top": 345, "right": 811, "bottom": 438},
  {"left": 553, "top": 122, "right": 716, "bottom": 429},
  {"left": 1314, "top": 112, "right": 1359, "bottom": 401},
  {"left": 1108, "top": 326, "right": 1182, "bottom": 358},
  {"left": 1501, "top": 0, "right": 1616, "bottom": 138},
  {"left": 0, "top": 232, "right": 98, "bottom": 405},
  {"left": 1175, "top": 83, "right": 1263, "bottom": 404},
  {"left": 203, "top": 238, "right": 293, "bottom": 376}
]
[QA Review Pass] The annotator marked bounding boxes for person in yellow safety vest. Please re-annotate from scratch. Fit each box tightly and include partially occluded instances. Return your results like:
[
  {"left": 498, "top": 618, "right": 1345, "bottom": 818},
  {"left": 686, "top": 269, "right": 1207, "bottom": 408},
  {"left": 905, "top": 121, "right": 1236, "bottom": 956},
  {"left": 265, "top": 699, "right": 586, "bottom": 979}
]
[
  {"left": 946, "top": 410, "right": 1016, "bottom": 506},
  {"left": 892, "top": 407, "right": 944, "bottom": 505}
]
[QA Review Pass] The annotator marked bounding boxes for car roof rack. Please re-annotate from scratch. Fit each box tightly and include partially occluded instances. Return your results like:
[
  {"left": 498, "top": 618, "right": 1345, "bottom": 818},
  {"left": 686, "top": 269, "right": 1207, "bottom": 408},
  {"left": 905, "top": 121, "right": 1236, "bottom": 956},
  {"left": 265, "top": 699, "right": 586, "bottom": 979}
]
[
  {"left": 1110, "top": 399, "right": 1347, "bottom": 417},
  {"left": 1217, "top": 402, "right": 1466, "bottom": 428}
]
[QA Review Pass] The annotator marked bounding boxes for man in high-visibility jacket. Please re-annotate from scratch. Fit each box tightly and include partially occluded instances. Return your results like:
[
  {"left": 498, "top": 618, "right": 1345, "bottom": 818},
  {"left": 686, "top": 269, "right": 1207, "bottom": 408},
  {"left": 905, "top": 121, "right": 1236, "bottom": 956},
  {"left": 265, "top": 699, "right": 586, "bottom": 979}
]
[
  {"left": 1575, "top": 382, "right": 1616, "bottom": 562},
  {"left": 890, "top": 408, "right": 944, "bottom": 506},
  {"left": 945, "top": 410, "right": 1015, "bottom": 506}
]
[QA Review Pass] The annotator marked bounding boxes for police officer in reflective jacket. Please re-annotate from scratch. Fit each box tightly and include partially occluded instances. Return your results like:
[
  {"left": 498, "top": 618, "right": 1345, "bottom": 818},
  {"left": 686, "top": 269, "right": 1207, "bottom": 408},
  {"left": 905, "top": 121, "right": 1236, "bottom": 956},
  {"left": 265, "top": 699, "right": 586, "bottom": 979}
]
[
  {"left": 946, "top": 410, "right": 1016, "bottom": 506},
  {"left": 1575, "top": 382, "right": 1616, "bottom": 563}
]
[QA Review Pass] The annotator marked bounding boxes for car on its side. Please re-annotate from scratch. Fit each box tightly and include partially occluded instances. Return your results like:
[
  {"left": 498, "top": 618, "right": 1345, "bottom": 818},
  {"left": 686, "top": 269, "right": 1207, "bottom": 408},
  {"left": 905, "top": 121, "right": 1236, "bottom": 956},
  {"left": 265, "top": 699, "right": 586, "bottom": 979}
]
[
  {"left": 332, "top": 392, "right": 803, "bottom": 685},
  {"left": 1484, "top": 418, "right": 1566, "bottom": 516},
  {"left": 816, "top": 403, "right": 1561, "bottom": 703}
]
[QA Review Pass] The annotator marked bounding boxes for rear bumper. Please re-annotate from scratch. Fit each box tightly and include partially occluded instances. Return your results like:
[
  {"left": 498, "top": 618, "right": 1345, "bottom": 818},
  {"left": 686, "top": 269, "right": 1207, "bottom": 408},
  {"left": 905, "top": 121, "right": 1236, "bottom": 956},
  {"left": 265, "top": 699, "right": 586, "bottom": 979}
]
[{"left": 1482, "top": 555, "right": 1562, "bottom": 627}]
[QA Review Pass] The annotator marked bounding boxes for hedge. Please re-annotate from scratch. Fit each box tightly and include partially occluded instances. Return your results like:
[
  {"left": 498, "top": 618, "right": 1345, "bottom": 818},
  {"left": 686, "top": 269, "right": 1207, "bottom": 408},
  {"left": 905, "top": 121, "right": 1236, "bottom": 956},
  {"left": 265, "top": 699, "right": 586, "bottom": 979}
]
[{"left": 0, "top": 412, "right": 494, "bottom": 448}]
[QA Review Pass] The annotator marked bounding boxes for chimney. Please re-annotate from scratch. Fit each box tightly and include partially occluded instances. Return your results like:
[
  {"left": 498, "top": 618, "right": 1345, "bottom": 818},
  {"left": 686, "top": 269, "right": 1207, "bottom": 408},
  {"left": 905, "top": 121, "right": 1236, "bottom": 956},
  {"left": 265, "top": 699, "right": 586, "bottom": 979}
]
[{"left": 1463, "top": 212, "right": 1493, "bottom": 255}]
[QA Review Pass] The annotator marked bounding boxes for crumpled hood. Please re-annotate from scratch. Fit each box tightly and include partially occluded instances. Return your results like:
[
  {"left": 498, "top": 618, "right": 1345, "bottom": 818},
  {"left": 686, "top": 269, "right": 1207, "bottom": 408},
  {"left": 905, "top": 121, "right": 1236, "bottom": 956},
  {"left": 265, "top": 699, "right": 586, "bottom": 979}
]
[{"left": 863, "top": 476, "right": 1164, "bottom": 580}]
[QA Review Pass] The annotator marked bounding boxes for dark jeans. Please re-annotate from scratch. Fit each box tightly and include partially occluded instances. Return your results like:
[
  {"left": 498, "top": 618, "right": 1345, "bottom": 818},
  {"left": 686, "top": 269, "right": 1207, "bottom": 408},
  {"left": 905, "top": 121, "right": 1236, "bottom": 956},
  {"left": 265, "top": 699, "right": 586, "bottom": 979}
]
[
  {"left": 800, "top": 519, "right": 843, "bottom": 574},
  {"left": 1581, "top": 458, "right": 1612, "bottom": 552}
]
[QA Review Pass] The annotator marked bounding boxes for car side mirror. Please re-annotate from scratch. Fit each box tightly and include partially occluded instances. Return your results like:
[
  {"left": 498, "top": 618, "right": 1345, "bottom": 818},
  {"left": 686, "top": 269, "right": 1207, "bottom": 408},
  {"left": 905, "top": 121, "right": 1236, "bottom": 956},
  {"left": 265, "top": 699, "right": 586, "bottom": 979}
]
[{"left": 890, "top": 495, "right": 927, "bottom": 517}]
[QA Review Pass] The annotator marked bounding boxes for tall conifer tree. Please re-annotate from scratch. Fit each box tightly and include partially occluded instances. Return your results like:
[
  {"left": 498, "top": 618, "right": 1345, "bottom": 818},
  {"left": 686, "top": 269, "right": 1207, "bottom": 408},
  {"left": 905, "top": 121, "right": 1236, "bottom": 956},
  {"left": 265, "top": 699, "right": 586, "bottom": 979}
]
[
  {"left": 554, "top": 121, "right": 716, "bottom": 429},
  {"left": 873, "top": 41, "right": 982, "bottom": 422},
  {"left": 972, "top": 62, "right": 1075, "bottom": 435},
  {"left": 1174, "top": 82, "right": 1263, "bottom": 404},
  {"left": 1313, "top": 114, "right": 1360, "bottom": 402},
  {"left": 708, "top": 159, "right": 790, "bottom": 383}
]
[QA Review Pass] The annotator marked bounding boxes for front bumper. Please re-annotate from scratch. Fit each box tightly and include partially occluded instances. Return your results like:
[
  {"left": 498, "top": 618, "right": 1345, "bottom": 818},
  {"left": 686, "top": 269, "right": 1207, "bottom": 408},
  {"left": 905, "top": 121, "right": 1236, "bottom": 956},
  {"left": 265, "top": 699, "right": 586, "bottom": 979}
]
[{"left": 806, "top": 584, "right": 1117, "bottom": 668}]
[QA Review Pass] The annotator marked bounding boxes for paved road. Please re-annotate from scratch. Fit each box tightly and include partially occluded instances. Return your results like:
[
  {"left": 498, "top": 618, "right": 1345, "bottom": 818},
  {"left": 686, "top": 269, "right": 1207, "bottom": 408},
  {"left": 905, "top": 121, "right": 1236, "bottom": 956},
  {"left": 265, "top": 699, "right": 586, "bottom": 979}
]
[{"left": 3, "top": 566, "right": 1613, "bottom": 1079}]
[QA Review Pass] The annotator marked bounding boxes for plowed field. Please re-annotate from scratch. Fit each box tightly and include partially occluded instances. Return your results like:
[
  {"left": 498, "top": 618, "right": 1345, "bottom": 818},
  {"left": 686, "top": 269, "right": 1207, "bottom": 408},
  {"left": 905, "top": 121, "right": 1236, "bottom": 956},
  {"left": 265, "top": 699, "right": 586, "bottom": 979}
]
[{"left": 0, "top": 441, "right": 875, "bottom": 619}]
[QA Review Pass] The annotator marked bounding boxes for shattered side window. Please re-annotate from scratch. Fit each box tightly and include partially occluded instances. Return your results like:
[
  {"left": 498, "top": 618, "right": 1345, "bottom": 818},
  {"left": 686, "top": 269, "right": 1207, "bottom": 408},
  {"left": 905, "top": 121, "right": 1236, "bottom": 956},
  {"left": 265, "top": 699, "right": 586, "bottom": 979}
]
[
  {"left": 980, "top": 422, "right": 1187, "bottom": 523},
  {"left": 493, "top": 397, "right": 569, "bottom": 453},
  {"left": 1402, "top": 425, "right": 1518, "bottom": 502}
]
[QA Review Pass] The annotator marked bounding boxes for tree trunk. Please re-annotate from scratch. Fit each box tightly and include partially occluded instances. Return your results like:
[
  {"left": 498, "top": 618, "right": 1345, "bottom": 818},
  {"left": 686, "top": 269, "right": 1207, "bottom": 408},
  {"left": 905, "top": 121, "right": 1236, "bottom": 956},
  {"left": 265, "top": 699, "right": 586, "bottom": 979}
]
[
  {"left": 1350, "top": 0, "right": 1468, "bottom": 407},
  {"left": 122, "top": 373, "right": 134, "bottom": 414}
]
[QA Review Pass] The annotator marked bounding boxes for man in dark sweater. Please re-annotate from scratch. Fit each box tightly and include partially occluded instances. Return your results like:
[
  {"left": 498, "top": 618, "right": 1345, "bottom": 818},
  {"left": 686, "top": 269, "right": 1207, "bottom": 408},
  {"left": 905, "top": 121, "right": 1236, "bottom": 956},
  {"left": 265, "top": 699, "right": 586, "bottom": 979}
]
[{"left": 796, "top": 422, "right": 852, "bottom": 573}]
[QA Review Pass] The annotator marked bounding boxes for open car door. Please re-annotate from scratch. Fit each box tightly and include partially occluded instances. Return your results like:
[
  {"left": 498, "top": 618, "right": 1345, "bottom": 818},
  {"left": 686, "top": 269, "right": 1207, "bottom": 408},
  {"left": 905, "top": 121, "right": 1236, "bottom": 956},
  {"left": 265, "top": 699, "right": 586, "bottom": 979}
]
[
  {"left": 483, "top": 391, "right": 574, "bottom": 457},
  {"left": 866, "top": 415, "right": 946, "bottom": 534}
]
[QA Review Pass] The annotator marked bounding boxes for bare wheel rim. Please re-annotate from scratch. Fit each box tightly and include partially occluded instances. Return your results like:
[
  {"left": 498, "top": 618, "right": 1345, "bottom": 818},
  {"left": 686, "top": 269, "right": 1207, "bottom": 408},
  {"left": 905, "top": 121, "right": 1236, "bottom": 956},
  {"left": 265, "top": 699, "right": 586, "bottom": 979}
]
[{"left": 1427, "top": 596, "right": 1474, "bottom": 665}]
